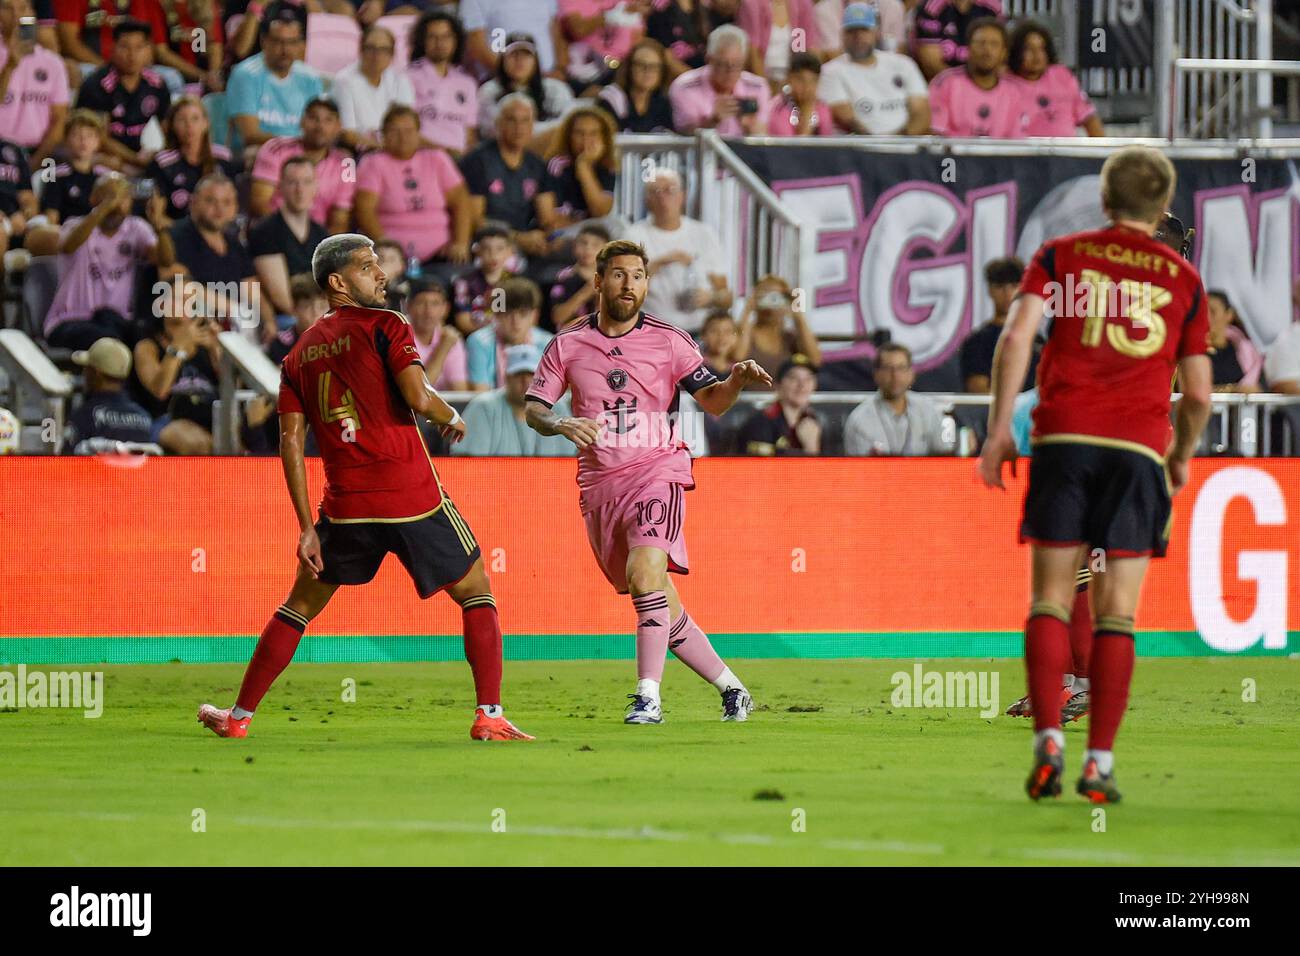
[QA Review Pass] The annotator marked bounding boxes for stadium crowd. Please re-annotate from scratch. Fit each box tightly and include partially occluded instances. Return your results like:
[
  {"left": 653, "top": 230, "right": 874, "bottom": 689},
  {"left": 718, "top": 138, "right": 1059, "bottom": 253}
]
[{"left": 0, "top": 0, "right": 1296, "bottom": 457}]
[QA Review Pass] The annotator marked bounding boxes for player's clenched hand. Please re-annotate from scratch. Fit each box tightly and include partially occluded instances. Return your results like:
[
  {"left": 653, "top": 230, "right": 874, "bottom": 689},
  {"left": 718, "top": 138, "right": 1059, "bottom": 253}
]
[
  {"left": 557, "top": 416, "right": 604, "bottom": 449},
  {"left": 440, "top": 416, "right": 467, "bottom": 444},
  {"left": 1166, "top": 455, "right": 1190, "bottom": 496},
  {"left": 297, "top": 527, "right": 325, "bottom": 576},
  {"left": 977, "top": 429, "right": 1018, "bottom": 490},
  {"left": 729, "top": 359, "right": 773, "bottom": 388}
]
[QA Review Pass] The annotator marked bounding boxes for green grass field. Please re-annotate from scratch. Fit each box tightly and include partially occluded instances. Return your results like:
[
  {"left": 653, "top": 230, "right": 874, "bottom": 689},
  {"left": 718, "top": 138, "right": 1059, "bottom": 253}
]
[{"left": 2, "top": 658, "right": 1297, "bottom": 866}]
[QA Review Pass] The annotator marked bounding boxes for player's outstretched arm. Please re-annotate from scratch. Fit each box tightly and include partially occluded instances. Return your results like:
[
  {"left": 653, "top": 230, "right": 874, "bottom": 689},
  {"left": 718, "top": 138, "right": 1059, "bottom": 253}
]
[
  {"left": 524, "top": 398, "right": 603, "bottom": 448},
  {"left": 395, "top": 365, "right": 466, "bottom": 444},
  {"left": 979, "top": 293, "right": 1046, "bottom": 490},
  {"left": 694, "top": 360, "right": 773, "bottom": 417}
]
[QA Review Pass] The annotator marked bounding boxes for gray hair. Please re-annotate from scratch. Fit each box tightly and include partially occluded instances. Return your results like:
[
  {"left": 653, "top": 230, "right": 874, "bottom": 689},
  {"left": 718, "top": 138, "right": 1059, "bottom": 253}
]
[
  {"left": 312, "top": 233, "right": 375, "bottom": 293},
  {"left": 707, "top": 24, "right": 748, "bottom": 59},
  {"left": 497, "top": 91, "right": 537, "bottom": 121},
  {"left": 192, "top": 172, "right": 236, "bottom": 199}
]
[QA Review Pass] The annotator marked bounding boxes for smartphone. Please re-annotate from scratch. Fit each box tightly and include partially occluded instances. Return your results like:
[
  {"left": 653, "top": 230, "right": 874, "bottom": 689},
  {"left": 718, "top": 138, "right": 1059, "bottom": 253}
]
[
  {"left": 737, "top": 98, "right": 759, "bottom": 116},
  {"left": 18, "top": 17, "right": 37, "bottom": 43}
]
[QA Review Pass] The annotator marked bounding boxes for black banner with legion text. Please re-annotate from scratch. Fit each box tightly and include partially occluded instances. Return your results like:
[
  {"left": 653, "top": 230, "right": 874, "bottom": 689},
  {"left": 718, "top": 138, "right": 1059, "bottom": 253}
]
[{"left": 726, "top": 144, "right": 1296, "bottom": 371}]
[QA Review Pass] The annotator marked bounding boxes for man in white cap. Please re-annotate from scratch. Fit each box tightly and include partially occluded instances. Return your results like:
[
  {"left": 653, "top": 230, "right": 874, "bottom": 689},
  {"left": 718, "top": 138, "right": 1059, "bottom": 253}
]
[
  {"left": 454, "top": 343, "right": 575, "bottom": 457},
  {"left": 66, "top": 337, "right": 154, "bottom": 450},
  {"left": 818, "top": 2, "right": 930, "bottom": 135}
]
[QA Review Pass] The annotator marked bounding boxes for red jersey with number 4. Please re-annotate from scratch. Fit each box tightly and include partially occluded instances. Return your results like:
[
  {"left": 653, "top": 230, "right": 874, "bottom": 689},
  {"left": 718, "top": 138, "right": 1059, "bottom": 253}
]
[
  {"left": 278, "top": 305, "right": 443, "bottom": 521},
  {"left": 1018, "top": 223, "right": 1210, "bottom": 459}
]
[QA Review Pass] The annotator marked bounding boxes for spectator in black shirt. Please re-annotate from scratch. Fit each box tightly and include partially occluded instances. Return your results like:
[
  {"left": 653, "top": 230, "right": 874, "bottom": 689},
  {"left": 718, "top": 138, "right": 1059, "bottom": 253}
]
[
  {"left": 737, "top": 354, "right": 822, "bottom": 455},
  {"left": 145, "top": 96, "right": 240, "bottom": 225},
  {"left": 914, "top": 0, "right": 1005, "bottom": 80},
  {"left": 76, "top": 18, "right": 172, "bottom": 170},
  {"left": 249, "top": 156, "right": 326, "bottom": 319},
  {"left": 39, "top": 109, "right": 108, "bottom": 224},
  {"left": 961, "top": 256, "right": 1035, "bottom": 393},
  {"left": 0, "top": 136, "right": 35, "bottom": 261},
  {"left": 267, "top": 272, "right": 326, "bottom": 365},
  {"left": 164, "top": 172, "right": 267, "bottom": 341},
  {"left": 133, "top": 306, "right": 223, "bottom": 454},
  {"left": 547, "top": 221, "right": 606, "bottom": 331},
  {"left": 458, "top": 92, "right": 556, "bottom": 261},
  {"left": 647, "top": 0, "right": 744, "bottom": 78},
  {"left": 67, "top": 336, "right": 154, "bottom": 450},
  {"left": 544, "top": 105, "right": 617, "bottom": 232},
  {"left": 596, "top": 37, "right": 675, "bottom": 133}
]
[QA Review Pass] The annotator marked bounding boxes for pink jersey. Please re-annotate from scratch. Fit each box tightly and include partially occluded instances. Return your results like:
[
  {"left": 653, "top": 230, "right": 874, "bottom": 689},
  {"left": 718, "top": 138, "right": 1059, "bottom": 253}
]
[
  {"left": 44, "top": 216, "right": 156, "bottom": 334},
  {"left": 0, "top": 45, "right": 70, "bottom": 147},
  {"left": 355, "top": 148, "right": 464, "bottom": 262},
  {"left": 251, "top": 136, "right": 356, "bottom": 226},
  {"left": 414, "top": 325, "right": 469, "bottom": 389},
  {"left": 526, "top": 312, "right": 719, "bottom": 513},
  {"left": 766, "top": 96, "right": 835, "bottom": 137},
  {"left": 668, "top": 66, "right": 772, "bottom": 136},
  {"left": 406, "top": 61, "right": 478, "bottom": 154},
  {"left": 560, "top": 0, "right": 643, "bottom": 62},
  {"left": 929, "top": 67, "right": 1028, "bottom": 139},
  {"left": 1020, "top": 64, "right": 1096, "bottom": 137}
]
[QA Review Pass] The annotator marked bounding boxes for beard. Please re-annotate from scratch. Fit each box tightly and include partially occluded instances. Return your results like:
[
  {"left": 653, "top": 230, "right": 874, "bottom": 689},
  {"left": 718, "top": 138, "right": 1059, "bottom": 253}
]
[
  {"left": 849, "top": 43, "right": 875, "bottom": 62},
  {"left": 603, "top": 289, "right": 644, "bottom": 322},
  {"left": 353, "top": 284, "right": 388, "bottom": 309}
]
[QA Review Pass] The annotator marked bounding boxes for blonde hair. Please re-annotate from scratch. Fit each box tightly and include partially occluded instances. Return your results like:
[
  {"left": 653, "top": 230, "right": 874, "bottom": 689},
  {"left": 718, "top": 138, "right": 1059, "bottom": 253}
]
[{"left": 1100, "top": 146, "right": 1176, "bottom": 224}]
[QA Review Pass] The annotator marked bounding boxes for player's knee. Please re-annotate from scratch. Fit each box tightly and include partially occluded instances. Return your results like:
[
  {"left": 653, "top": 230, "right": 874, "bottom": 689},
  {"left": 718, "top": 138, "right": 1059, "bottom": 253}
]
[{"left": 625, "top": 563, "right": 667, "bottom": 595}]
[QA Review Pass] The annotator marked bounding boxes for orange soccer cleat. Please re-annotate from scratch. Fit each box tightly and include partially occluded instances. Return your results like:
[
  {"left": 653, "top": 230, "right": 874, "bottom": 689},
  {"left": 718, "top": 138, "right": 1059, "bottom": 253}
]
[
  {"left": 197, "top": 704, "right": 250, "bottom": 739},
  {"left": 470, "top": 708, "right": 535, "bottom": 741}
]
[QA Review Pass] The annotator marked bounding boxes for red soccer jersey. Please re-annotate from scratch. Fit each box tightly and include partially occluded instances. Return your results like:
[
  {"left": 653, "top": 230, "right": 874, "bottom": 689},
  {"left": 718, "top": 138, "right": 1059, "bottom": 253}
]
[
  {"left": 1018, "top": 223, "right": 1210, "bottom": 459},
  {"left": 278, "top": 306, "right": 444, "bottom": 522}
]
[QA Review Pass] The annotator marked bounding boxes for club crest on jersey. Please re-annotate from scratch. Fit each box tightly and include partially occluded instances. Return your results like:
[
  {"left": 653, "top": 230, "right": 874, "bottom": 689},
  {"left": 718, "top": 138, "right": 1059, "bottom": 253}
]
[
  {"left": 606, "top": 368, "right": 628, "bottom": 391},
  {"left": 602, "top": 396, "right": 638, "bottom": 434}
]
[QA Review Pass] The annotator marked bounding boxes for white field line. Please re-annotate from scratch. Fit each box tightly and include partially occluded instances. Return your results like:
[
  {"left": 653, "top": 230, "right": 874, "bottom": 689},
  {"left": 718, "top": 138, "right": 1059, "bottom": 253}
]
[{"left": 24, "top": 809, "right": 1298, "bottom": 865}]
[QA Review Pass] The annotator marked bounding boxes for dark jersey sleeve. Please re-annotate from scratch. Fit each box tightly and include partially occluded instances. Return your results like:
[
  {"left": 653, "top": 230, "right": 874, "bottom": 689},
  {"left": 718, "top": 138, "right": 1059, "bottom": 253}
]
[{"left": 375, "top": 310, "right": 424, "bottom": 379}]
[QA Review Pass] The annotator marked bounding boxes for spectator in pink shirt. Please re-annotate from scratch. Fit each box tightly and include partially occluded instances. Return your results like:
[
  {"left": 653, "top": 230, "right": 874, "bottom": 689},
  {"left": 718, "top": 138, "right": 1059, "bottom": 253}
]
[
  {"left": 40, "top": 173, "right": 172, "bottom": 350},
  {"left": 1010, "top": 20, "right": 1103, "bottom": 137},
  {"left": 736, "top": 0, "right": 822, "bottom": 93},
  {"left": 249, "top": 97, "right": 354, "bottom": 233},
  {"left": 407, "top": 276, "right": 470, "bottom": 391},
  {"left": 914, "top": 0, "right": 1004, "bottom": 80},
  {"left": 561, "top": 0, "right": 650, "bottom": 97},
  {"left": 928, "top": 18, "right": 1027, "bottom": 138},
  {"left": 354, "top": 103, "right": 473, "bottom": 278},
  {"left": 667, "top": 23, "right": 770, "bottom": 134},
  {"left": 766, "top": 51, "right": 832, "bottom": 136},
  {"left": 406, "top": 9, "right": 479, "bottom": 156},
  {"left": 0, "top": 0, "right": 69, "bottom": 164}
]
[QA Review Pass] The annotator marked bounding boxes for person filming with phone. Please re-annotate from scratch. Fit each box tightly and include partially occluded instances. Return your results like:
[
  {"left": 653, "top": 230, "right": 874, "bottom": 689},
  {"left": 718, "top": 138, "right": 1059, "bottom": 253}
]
[
  {"left": 668, "top": 24, "right": 770, "bottom": 135},
  {"left": 0, "top": 0, "right": 70, "bottom": 167}
]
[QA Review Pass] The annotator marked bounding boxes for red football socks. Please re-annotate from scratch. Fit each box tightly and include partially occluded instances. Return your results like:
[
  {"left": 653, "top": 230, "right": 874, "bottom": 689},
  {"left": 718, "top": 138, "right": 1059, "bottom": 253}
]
[
  {"left": 1088, "top": 632, "right": 1136, "bottom": 751},
  {"left": 235, "top": 605, "right": 309, "bottom": 714},
  {"left": 461, "top": 595, "right": 503, "bottom": 707},
  {"left": 1025, "top": 612, "right": 1071, "bottom": 731}
]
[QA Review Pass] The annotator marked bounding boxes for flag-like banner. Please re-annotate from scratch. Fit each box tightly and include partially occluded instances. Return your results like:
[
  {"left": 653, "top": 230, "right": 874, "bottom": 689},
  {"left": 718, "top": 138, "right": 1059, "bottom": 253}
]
[{"left": 728, "top": 144, "right": 1298, "bottom": 370}]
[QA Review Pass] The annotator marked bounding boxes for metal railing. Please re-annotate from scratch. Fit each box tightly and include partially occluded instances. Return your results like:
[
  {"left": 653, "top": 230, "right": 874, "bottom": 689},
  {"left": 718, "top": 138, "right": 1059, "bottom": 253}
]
[
  {"left": 1162, "top": 0, "right": 1276, "bottom": 138},
  {"left": 1172, "top": 56, "right": 1300, "bottom": 138},
  {"left": 615, "top": 131, "right": 816, "bottom": 303},
  {"left": 0, "top": 329, "right": 71, "bottom": 454},
  {"left": 215, "top": 330, "right": 281, "bottom": 455},
  {"left": 431, "top": 391, "right": 1300, "bottom": 458}
]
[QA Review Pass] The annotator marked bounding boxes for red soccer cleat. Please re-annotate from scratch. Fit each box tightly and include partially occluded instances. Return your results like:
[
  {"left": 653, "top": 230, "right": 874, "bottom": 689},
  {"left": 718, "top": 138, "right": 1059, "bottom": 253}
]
[
  {"left": 197, "top": 703, "right": 250, "bottom": 739},
  {"left": 470, "top": 709, "right": 535, "bottom": 741}
]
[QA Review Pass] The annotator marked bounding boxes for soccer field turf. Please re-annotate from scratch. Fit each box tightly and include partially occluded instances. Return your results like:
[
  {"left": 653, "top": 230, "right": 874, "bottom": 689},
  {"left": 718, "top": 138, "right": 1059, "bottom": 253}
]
[{"left": 2, "top": 658, "right": 1297, "bottom": 867}]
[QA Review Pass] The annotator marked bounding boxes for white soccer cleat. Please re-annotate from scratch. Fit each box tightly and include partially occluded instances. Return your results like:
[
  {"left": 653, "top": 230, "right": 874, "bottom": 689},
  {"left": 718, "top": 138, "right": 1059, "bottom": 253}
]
[
  {"left": 721, "top": 687, "right": 753, "bottom": 722},
  {"left": 624, "top": 694, "right": 663, "bottom": 724}
]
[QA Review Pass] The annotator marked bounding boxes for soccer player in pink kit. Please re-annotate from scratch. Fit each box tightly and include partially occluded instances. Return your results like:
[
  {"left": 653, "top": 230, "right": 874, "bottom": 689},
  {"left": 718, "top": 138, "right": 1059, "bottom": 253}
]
[{"left": 525, "top": 239, "right": 772, "bottom": 724}]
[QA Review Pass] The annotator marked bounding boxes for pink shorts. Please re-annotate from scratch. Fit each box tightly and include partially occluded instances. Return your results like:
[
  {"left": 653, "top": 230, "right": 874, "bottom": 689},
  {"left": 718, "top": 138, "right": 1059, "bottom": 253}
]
[{"left": 583, "top": 481, "right": 690, "bottom": 594}]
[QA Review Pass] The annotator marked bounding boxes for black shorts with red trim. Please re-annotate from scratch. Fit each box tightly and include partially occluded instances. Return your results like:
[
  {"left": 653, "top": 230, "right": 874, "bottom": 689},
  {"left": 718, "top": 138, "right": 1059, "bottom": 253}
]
[
  {"left": 1020, "top": 440, "right": 1172, "bottom": 559},
  {"left": 315, "top": 498, "right": 480, "bottom": 598}
]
